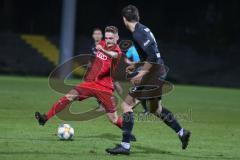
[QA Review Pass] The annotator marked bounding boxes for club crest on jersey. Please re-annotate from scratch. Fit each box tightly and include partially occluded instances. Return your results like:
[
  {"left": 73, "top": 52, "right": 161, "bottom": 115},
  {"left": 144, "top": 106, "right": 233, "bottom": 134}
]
[{"left": 97, "top": 51, "right": 107, "bottom": 60}]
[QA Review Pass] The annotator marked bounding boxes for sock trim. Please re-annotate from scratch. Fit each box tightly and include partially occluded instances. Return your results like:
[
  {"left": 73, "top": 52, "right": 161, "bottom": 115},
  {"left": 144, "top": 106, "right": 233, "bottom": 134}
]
[
  {"left": 121, "top": 142, "right": 130, "bottom": 149},
  {"left": 178, "top": 128, "right": 184, "bottom": 136}
]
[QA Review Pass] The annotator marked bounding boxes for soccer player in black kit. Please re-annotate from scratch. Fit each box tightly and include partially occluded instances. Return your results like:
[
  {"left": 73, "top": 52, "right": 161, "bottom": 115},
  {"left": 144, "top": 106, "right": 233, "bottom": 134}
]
[{"left": 106, "top": 5, "right": 191, "bottom": 155}]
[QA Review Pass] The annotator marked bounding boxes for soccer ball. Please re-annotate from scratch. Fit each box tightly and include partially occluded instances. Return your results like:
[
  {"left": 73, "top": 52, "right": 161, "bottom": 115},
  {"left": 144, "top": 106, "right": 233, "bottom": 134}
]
[{"left": 57, "top": 124, "right": 74, "bottom": 140}]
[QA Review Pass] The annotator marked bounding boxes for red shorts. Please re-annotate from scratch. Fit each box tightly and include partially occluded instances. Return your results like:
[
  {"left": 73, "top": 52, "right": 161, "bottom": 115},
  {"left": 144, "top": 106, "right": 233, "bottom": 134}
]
[{"left": 74, "top": 81, "right": 116, "bottom": 113}]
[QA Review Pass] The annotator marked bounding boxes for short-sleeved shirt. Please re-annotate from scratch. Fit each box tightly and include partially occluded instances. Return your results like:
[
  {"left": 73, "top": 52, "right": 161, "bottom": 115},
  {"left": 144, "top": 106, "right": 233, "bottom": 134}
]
[
  {"left": 133, "top": 23, "right": 164, "bottom": 64},
  {"left": 125, "top": 45, "right": 140, "bottom": 63}
]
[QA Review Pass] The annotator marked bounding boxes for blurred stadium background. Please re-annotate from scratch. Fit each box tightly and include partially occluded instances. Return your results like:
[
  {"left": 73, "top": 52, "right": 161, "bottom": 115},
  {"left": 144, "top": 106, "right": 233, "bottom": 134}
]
[{"left": 1, "top": 0, "right": 240, "bottom": 87}]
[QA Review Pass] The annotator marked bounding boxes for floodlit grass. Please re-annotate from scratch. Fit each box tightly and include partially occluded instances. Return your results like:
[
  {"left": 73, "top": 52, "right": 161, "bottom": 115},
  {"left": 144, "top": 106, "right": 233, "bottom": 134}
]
[{"left": 0, "top": 76, "right": 239, "bottom": 160}]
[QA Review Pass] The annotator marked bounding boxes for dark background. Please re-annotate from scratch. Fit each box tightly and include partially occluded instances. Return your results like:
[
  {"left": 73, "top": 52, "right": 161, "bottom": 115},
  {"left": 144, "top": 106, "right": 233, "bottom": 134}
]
[
  {"left": 1, "top": 0, "right": 240, "bottom": 42},
  {"left": 0, "top": 0, "right": 240, "bottom": 87}
]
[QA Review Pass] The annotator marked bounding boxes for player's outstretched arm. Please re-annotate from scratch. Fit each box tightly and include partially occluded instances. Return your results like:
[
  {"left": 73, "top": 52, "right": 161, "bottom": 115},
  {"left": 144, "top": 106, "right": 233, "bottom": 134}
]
[
  {"left": 141, "top": 61, "right": 152, "bottom": 73},
  {"left": 102, "top": 50, "right": 118, "bottom": 58}
]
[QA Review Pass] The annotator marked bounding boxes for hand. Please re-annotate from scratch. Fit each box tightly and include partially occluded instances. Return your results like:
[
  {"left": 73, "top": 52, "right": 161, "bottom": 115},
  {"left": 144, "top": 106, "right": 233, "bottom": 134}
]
[
  {"left": 96, "top": 44, "right": 104, "bottom": 51},
  {"left": 131, "top": 73, "right": 144, "bottom": 85},
  {"left": 126, "top": 65, "right": 135, "bottom": 73}
]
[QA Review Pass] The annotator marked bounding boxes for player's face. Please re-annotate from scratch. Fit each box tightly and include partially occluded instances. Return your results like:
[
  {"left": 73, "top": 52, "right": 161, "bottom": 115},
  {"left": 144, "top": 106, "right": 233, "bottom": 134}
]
[
  {"left": 105, "top": 32, "right": 118, "bottom": 47},
  {"left": 92, "top": 30, "right": 103, "bottom": 43}
]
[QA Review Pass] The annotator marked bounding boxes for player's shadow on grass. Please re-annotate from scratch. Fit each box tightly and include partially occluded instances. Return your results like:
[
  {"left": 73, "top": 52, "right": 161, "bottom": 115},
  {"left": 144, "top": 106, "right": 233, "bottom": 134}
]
[
  {"left": 132, "top": 145, "right": 236, "bottom": 159},
  {"left": 133, "top": 145, "right": 173, "bottom": 155},
  {"left": 79, "top": 133, "right": 121, "bottom": 141}
]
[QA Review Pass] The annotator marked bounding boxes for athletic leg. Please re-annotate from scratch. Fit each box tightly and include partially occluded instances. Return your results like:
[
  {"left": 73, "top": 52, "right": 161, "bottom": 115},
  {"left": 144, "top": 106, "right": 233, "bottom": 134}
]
[
  {"left": 35, "top": 89, "right": 79, "bottom": 125},
  {"left": 150, "top": 98, "right": 191, "bottom": 149},
  {"left": 106, "top": 94, "right": 137, "bottom": 155}
]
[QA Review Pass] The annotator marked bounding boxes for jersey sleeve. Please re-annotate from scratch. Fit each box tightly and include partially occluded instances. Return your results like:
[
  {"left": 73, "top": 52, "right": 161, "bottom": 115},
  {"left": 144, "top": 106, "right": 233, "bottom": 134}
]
[
  {"left": 125, "top": 47, "right": 132, "bottom": 59},
  {"left": 131, "top": 46, "right": 140, "bottom": 62},
  {"left": 134, "top": 29, "right": 158, "bottom": 63},
  {"left": 126, "top": 46, "right": 140, "bottom": 62},
  {"left": 112, "top": 45, "right": 122, "bottom": 58}
]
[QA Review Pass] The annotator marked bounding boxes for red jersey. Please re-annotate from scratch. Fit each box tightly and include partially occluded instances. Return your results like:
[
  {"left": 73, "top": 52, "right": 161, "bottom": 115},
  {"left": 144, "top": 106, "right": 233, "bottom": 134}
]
[{"left": 84, "top": 40, "right": 122, "bottom": 90}]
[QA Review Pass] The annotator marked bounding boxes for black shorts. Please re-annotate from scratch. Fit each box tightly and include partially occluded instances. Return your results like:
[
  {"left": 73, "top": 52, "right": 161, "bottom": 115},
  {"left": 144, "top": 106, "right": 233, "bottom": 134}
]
[{"left": 129, "top": 63, "right": 168, "bottom": 100}]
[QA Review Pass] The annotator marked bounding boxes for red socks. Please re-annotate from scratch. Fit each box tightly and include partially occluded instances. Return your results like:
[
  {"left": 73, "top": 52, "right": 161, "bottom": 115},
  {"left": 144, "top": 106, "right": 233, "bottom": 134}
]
[
  {"left": 46, "top": 96, "right": 71, "bottom": 120},
  {"left": 46, "top": 96, "right": 123, "bottom": 131},
  {"left": 115, "top": 116, "right": 123, "bottom": 129}
]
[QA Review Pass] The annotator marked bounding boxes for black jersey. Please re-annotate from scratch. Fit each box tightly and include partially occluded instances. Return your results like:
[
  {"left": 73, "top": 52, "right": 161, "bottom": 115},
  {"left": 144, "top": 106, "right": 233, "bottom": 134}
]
[
  {"left": 132, "top": 23, "right": 164, "bottom": 64},
  {"left": 91, "top": 43, "right": 97, "bottom": 55}
]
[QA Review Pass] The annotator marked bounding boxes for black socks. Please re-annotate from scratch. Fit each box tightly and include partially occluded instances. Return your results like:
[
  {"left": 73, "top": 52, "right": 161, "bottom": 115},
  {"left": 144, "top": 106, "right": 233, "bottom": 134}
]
[
  {"left": 122, "top": 112, "right": 134, "bottom": 143},
  {"left": 141, "top": 100, "right": 148, "bottom": 112},
  {"left": 158, "top": 107, "right": 182, "bottom": 133}
]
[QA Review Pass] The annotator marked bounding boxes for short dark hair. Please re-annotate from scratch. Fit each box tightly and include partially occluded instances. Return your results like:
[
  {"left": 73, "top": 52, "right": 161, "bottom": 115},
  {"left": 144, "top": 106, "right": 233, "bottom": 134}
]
[
  {"left": 105, "top": 26, "right": 118, "bottom": 34},
  {"left": 122, "top": 5, "right": 140, "bottom": 22},
  {"left": 93, "top": 27, "right": 102, "bottom": 33}
]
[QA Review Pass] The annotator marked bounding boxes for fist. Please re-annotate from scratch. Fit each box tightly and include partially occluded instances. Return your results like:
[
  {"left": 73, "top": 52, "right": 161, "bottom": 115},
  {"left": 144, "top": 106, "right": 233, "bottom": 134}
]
[
  {"left": 126, "top": 65, "right": 135, "bottom": 73},
  {"left": 96, "top": 44, "right": 103, "bottom": 51}
]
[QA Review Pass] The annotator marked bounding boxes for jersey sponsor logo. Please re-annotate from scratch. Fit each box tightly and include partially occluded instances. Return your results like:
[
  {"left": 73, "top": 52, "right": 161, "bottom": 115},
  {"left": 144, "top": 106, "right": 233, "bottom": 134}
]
[{"left": 97, "top": 51, "right": 108, "bottom": 60}]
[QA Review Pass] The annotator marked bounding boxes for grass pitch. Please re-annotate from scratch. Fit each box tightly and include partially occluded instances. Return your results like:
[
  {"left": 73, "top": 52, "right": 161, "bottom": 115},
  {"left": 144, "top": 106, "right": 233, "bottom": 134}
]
[{"left": 0, "top": 76, "right": 239, "bottom": 160}]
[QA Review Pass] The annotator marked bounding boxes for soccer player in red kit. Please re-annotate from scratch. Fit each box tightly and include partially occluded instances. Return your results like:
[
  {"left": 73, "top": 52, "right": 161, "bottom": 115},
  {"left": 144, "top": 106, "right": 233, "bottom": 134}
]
[{"left": 35, "top": 26, "right": 135, "bottom": 141}]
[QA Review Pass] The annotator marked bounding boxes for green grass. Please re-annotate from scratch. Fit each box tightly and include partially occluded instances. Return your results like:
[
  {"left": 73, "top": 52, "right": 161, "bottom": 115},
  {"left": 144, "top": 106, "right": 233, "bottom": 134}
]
[{"left": 0, "top": 75, "right": 240, "bottom": 160}]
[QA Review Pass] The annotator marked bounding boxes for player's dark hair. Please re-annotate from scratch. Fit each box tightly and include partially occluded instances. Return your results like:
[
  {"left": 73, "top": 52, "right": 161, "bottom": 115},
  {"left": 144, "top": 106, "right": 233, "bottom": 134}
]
[
  {"left": 122, "top": 5, "right": 140, "bottom": 22},
  {"left": 92, "top": 27, "right": 102, "bottom": 33},
  {"left": 105, "top": 26, "right": 118, "bottom": 34}
]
